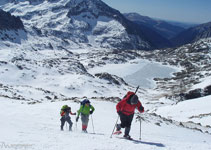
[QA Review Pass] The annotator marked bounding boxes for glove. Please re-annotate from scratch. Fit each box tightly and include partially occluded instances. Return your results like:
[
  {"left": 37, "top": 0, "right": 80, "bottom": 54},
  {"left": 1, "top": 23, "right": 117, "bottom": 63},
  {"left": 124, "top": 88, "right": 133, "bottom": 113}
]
[
  {"left": 90, "top": 110, "right": 93, "bottom": 114},
  {"left": 139, "top": 106, "right": 144, "bottom": 112},
  {"left": 76, "top": 116, "right": 79, "bottom": 122}
]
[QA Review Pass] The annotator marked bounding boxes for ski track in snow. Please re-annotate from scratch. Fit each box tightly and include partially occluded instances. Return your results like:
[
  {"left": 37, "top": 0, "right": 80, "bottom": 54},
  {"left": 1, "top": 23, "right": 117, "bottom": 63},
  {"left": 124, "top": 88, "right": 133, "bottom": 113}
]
[{"left": 0, "top": 98, "right": 211, "bottom": 150}]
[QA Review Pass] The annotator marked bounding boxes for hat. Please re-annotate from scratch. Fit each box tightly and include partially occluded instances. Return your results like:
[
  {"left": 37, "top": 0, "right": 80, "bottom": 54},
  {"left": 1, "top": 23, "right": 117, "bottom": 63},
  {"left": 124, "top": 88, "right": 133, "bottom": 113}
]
[
  {"left": 85, "top": 99, "right": 90, "bottom": 104},
  {"left": 130, "top": 95, "right": 138, "bottom": 105}
]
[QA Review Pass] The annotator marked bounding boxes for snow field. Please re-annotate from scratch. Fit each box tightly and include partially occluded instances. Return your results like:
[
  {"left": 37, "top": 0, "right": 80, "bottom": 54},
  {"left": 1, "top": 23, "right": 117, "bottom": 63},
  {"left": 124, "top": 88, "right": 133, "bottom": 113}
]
[
  {"left": 0, "top": 98, "right": 211, "bottom": 150},
  {"left": 155, "top": 95, "right": 211, "bottom": 127}
]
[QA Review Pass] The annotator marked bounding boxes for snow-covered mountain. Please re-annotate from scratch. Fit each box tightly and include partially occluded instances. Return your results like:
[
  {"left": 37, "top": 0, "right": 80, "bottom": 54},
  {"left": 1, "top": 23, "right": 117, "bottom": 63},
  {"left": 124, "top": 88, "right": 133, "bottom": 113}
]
[{"left": 0, "top": 0, "right": 168, "bottom": 50}]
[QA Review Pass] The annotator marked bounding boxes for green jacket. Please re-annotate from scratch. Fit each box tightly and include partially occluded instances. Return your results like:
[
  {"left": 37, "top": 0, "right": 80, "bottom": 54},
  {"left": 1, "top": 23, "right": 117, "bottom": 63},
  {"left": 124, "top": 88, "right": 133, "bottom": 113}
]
[{"left": 77, "top": 104, "right": 95, "bottom": 117}]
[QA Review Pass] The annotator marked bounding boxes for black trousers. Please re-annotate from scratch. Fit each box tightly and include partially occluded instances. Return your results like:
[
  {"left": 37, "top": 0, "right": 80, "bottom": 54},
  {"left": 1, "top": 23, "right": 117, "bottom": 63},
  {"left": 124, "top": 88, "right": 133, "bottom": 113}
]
[
  {"left": 119, "top": 113, "right": 134, "bottom": 128},
  {"left": 60, "top": 116, "right": 73, "bottom": 130}
]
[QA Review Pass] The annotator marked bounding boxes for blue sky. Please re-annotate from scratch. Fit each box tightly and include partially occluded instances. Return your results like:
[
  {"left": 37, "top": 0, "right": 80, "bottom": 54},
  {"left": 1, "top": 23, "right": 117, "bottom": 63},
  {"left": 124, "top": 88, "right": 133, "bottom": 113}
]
[{"left": 102, "top": 0, "right": 211, "bottom": 23}]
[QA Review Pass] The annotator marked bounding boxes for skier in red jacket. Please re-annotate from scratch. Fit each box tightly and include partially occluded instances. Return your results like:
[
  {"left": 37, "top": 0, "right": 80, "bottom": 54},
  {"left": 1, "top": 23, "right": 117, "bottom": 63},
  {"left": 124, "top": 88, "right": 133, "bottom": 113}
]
[{"left": 115, "top": 91, "right": 144, "bottom": 139}]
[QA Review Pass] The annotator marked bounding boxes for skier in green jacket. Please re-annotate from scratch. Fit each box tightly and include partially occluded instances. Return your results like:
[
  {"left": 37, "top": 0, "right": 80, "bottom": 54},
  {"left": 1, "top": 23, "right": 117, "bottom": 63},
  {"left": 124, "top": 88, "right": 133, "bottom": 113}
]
[{"left": 76, "top": 99, "right": 95, "bottom": 132}]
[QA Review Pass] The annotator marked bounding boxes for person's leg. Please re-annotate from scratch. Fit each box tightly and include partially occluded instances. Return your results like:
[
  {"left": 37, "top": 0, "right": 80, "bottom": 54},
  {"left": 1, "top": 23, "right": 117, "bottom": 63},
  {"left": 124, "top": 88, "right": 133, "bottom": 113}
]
[
  {"left": 81, "top": 114, "right": 89, "bottom": 132},
  {"left": 60, "top": 117, "right": 65, "bottom": 131},
  {"left": 124, "top": 126, "right": 131, "bottom": 136},
  {"left": 115, "top": 113, "right": 128, "bottom": 133},
  {"left": 116, "top": 124, "right": 121, "bottom": 131},
  {"left": 66, "top": 117, "right": 73, "bottom": 131},
  {"left": 119, "top": 113, "right": 128, "bottom": 128},
  {"left": 124, "top": 114, "right": 134, "bottom": 137}
]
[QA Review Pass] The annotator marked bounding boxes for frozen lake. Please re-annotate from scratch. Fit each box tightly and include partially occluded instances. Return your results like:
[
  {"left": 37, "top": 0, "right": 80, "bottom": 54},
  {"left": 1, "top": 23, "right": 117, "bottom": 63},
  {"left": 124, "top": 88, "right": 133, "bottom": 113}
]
[
  {"left": 89, "top": 59, "right": 179, "bottom": 89},
  {"left": 124, "top": 62, "right": 177, "bottom": 88}
]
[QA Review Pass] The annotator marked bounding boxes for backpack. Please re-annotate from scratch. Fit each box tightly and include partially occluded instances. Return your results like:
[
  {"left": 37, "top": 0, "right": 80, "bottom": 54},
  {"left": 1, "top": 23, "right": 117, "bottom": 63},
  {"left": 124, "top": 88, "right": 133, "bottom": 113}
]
[
  {"left": 122, "top": 92, "right": 135, "bottom": 102},
  {"left": 80, "top": 99, "right": 91, "bottom": 107},
  {"left": 61, "top": 105, "right": 69, "bottom": 111}
]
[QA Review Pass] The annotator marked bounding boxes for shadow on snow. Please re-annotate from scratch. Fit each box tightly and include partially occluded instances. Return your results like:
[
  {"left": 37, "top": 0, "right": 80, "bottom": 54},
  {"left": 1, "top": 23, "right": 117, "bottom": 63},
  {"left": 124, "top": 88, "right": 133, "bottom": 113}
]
[
  {"left": 132, "top": 140, "right": 165, "bottom": 147},
  {"left": 116, "top": 137, "right": 165, "bottom": 147}
]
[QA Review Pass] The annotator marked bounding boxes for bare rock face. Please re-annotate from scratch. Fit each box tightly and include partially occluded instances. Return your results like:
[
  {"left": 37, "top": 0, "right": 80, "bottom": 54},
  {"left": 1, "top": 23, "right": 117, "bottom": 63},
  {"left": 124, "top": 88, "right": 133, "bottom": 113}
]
[
  {"left": 0, "top": 9, "right": 24, "bottom": 30},
  {"left": 204, "top": 85, "right": 211, "bottom": 96},
  {"left": 95, "top": 72, "right": 128, "bottom": 85},
  {"left": 0, "top": 9, "right": 26, "bottom": 43}
]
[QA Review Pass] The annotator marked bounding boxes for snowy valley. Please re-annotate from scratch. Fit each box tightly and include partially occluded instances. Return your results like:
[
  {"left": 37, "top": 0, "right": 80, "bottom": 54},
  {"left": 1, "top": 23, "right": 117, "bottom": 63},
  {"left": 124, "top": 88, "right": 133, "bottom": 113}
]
[{"left": 0, "top": 0, "right": 211, "bottom": 150}]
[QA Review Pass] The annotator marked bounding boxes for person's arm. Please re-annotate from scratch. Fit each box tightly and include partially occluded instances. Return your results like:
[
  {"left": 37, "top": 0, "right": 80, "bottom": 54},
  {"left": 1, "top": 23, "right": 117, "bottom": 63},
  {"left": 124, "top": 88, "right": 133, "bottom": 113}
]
[
  {"left": 70, "top": 111, "right": 76, "bottom": 115},
  {"left": 77, "top": 106, "right": 83, "bottom": 117},
  {"left": 76, "top": 106, "right": 83, "bottom": 122},
  {"left": 90, "top": 105, "right": 95, "bottom": 114},
  {"left": 136, "top": 101, "right": 144, "bottom": 113},
  {"left": 69, "top": 107, "right": 76, "bottom": 115},
  {"left": 60, "top": 110, "right": 65, "bottom": 116},
  {"left": 116, "top": 100, "right": 126, "bottom": 113},
  {"left": 116, "top": 101, "right": 122, "bottom": 112}
]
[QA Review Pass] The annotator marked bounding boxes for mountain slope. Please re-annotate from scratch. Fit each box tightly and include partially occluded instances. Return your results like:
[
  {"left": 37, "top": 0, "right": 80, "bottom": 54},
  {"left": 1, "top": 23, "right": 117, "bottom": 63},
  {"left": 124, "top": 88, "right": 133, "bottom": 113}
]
[
  {"left": 65, "top": 0, "right": 151, "bottom": 49},
  {"left": 132, "top": 23, "right": 172, "bottom": 49},
  {"left": 0, "top": 0, "right": 174, "bottom": 50},
  {"left": 0, "top": 9, "right": 26, "bottom": 43},
  {"left": 171, "top": 21, "right": 211, "bottom": 47},
  {"left": 124, "top": 13, "right": 185, "bottom": 39}
]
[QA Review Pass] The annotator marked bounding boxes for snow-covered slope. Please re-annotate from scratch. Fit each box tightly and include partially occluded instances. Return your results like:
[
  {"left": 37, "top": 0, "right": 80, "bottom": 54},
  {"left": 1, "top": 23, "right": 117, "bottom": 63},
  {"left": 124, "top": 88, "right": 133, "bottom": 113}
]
[
  {"left": 1, "top": 97, "right": 211, "bottom": 150},
  {"left": 0, "top": 38, "right": 211, "bottom": 149},
  {"left": 0, "top": 47, "right": 136, "bottom": 99},
  {"left": 155, "top": 95, "right": 211, "bottom": 128}
]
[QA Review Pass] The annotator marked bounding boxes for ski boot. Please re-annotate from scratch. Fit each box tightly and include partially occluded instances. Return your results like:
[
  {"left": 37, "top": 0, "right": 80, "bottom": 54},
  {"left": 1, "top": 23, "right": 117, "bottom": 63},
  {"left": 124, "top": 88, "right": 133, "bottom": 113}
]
[
  {"left": 113, "top": 124, "right": 122, "bottom": 135},
  {"left": 123, "top": 134, "right": 133, "bottom": 140},
  {"left": 82, "top": 129, "right": 88, "bottom": 133}
]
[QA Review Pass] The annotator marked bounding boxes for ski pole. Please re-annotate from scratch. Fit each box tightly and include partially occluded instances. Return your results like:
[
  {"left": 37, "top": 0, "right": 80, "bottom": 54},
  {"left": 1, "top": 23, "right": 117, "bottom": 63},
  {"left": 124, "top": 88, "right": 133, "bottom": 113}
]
[
  {"left": 75, "top": 116, "right": 78, "bottom": 131},
  {"left": 110, "top": 116, "right": 119, "bottom": 138},
  {"left": 91, "top": 114, "right": 95, "bottom": 133},
  {"left": 134, "top": 86, "right": 139, "bottom": 94},
  {"left": 139, "top": 115, "right": 142, "bottom": 140},
  {"left": 130, "top": 86, "right": 140, "bottom": 99}
]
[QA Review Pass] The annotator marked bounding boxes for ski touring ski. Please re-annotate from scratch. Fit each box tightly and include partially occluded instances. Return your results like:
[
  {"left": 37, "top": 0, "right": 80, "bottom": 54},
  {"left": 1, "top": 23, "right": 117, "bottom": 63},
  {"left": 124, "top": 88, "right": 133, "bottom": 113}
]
[{"left": 113, "top": 131, "right": 122, "bottom": 135}]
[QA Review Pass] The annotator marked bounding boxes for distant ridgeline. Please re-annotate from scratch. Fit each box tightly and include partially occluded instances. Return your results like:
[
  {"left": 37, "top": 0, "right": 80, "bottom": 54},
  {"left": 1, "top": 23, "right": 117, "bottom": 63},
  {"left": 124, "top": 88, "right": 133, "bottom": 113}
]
[{"left": 171, "top": 22, "right": 211, "bottom": 47}]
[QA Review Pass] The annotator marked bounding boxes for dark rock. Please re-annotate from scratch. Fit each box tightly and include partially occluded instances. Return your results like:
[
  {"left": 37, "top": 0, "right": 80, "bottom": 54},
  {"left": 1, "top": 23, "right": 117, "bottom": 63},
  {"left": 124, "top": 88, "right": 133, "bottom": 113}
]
[
  {"left": 184, "top": 88, "right": 202, "bottom": 100},
  {"left": 95, "top": 72, "right": 128, "bottom": 85},
  {"left": 45, "top": 96, "right": 52, "bottom": 100},
  {"left": 204, "top": 85, "right": 211, "bottom": 96},
  {"left": 0, "top": 9, "right": 24, "bottom": 30}
]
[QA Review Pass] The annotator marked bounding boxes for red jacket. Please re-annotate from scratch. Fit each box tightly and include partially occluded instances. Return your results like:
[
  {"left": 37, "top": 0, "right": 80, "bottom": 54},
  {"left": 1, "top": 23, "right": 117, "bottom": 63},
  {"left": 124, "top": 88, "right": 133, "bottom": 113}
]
[{"left": 116, "top": 91, "right": 144, "bottom": 116}]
